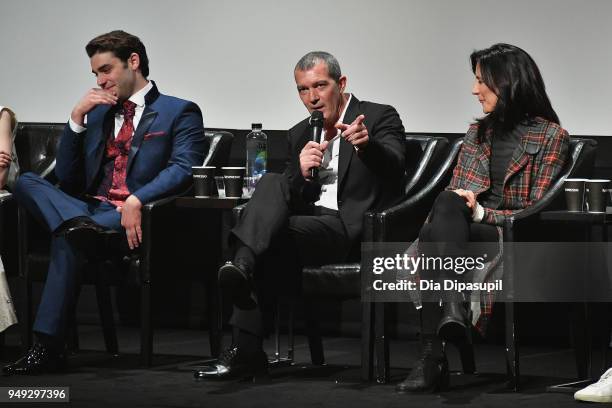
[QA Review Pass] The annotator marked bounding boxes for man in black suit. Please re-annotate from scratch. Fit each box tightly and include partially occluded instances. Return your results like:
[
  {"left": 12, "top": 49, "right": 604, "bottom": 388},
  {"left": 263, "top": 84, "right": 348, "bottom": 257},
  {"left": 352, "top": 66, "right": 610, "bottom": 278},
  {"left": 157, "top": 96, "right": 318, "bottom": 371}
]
[{"left": 198, "top": 51, "right": 406, "bottom": 379}]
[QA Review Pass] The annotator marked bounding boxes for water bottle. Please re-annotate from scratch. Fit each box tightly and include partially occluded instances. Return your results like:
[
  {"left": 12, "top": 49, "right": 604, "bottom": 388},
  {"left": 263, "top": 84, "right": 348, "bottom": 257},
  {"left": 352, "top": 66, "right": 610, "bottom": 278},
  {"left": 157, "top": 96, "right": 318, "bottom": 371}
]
[{"left": 245, "top": 123, "right": 268, "bottom": 181}]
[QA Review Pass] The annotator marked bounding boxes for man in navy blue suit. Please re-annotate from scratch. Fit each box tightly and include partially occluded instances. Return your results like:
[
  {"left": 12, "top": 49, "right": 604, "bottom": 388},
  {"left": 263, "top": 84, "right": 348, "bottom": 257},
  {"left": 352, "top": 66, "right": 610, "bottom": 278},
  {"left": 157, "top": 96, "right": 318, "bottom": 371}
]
[{"left": 3, "top": 30, "right": 207, "bottom": 375}]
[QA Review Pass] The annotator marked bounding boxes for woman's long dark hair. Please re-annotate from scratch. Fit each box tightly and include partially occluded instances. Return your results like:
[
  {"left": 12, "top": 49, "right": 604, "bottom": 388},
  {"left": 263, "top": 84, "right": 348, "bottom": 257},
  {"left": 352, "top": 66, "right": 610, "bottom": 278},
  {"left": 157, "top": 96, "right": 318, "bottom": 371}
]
[{"left": 470, "top": 43, "right": 559, "bottom": 134}]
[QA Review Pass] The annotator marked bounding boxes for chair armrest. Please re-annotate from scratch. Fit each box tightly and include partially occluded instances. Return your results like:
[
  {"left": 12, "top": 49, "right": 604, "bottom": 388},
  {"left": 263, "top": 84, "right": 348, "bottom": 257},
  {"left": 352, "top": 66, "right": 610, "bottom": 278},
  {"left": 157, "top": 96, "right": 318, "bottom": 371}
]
[
  {"left": 142, "top": 195, "right": 179, "bottom": 213},
  {"left": 373, "top": 138, "right": 463, "bottom": 242},
  {"left": 139, "top": 194, "right": 184, "bottom": 283},
  {"left": 375, "top": 181, "right": 443, "bottom": 242}
]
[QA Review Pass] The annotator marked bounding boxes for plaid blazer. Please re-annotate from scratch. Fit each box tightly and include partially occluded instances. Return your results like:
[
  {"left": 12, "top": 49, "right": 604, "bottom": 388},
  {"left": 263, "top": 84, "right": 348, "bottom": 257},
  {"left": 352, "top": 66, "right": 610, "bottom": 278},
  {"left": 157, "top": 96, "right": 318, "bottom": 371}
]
[{"left": 448, "top": 117, "right": 570, "bottom": 226}]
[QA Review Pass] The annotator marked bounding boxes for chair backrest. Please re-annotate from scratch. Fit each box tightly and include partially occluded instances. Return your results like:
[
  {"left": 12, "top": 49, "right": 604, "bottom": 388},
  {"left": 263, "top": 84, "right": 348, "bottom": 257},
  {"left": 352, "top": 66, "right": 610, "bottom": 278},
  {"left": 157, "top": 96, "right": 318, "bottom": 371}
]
[
  {"left": 15, "top": 125, "right": 234, "bottom": 182},
  {"left": 15, "top": 123, "right": 64, "bottom": 181},
  {"left": 407, "top": 137, "right": 463, "bottom": 202},
  {"left": 202, "top": 131, "right": 234, "bottom": 167},
  {"left": 403, "top": 135, "right": 450, "bottom": 197}
]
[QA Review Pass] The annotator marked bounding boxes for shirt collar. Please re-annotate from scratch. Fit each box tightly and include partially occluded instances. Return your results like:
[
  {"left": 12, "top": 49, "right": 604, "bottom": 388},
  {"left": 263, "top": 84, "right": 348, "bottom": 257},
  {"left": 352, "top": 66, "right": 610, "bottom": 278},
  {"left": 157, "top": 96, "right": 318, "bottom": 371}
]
[
  {"left": 128, "top": 81, "right": 153, "bottom": 108},
  {"left": 338, "top": 93, "right": 352, "bottom": 124},
  {"left": 324, "top": 93, "right": 352, "bottom": 141}
]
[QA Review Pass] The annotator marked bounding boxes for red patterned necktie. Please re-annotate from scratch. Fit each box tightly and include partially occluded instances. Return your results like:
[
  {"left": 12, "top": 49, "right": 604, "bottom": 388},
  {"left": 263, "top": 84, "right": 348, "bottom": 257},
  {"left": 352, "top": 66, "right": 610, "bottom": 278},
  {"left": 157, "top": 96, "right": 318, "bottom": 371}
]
[{"left": 107, "top": 100, "right": 137, "bottom": 205}]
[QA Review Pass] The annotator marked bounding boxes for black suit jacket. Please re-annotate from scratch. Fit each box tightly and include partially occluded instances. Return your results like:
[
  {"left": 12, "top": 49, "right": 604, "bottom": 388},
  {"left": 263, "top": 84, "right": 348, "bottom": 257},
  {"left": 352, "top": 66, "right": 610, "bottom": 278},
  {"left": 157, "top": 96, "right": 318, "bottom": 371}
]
[{"left": 284, "top": 95, "right": 406, "bottom": 241}]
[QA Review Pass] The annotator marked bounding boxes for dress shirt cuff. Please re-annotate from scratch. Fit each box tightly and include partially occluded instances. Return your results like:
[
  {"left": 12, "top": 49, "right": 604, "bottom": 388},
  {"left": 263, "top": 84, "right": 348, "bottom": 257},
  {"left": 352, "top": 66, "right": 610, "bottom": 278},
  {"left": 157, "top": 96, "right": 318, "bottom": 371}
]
[
  {"left": 68, "top": 117, "right": 86, "bottom": 134},
  {"left": 472, "top": 202, "right": 484, "bottom": 223}
]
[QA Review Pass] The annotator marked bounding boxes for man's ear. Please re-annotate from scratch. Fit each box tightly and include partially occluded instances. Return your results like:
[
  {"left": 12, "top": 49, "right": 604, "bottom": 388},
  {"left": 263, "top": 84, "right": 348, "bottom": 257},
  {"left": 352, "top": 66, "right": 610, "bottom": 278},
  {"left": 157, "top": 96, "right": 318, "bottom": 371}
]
[
  {"left": 337, "top": 75, "right": 347, "bottom": 93},
  {"left": 127, "top": 52, "right": 140, "bottom": 72}
]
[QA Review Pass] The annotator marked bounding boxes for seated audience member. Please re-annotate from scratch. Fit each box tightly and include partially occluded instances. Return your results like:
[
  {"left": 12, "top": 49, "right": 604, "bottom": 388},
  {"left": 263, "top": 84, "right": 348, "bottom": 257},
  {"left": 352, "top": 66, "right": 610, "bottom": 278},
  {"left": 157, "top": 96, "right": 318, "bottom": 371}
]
[
  {"left": 0, "top": 105, "right": 19, "bottom": 334},
  {"left": 197, "top": 51, "right": 407, "bottom": 380},
  {"left": 3, "top": 30, "right": 207, "bottom": 375},
  {"left": 396, "top": 43, "right": 570, "bottom": 392}
]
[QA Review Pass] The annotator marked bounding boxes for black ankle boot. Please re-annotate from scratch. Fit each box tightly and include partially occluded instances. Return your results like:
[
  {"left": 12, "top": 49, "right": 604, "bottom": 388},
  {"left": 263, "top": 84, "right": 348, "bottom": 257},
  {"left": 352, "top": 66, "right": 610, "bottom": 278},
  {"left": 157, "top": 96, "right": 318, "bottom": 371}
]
[{"left": 396, "top": 335, "right": 449, "bottom": 393}]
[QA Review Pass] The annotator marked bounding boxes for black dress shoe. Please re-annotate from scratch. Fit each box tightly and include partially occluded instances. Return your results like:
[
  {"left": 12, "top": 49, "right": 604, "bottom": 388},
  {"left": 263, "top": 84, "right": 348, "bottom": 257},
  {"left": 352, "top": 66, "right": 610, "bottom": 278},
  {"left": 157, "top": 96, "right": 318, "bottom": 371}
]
[
  {"left": 218, "top": 261, "right": 251, "bottom": 289},
  {"left": 437, "top": 302, "right": 469, "bottom": 342},
  {"left": 396, "top": 336, "right": 449, "bottom": 393},
  {"left": 2, "top": 343, "right": 66, "bottom": 376},
  {"left": 54, "top": 216, "right": 106, "bottom": 236},
  {"left": 193, "top": 346, "right": 268, "bottom": 380},
  {"left": 218, "top": 261, "right": 254, "bottom": 304},
  {"left": 61, "top": 219, "right": 120, "bottom": 259}
]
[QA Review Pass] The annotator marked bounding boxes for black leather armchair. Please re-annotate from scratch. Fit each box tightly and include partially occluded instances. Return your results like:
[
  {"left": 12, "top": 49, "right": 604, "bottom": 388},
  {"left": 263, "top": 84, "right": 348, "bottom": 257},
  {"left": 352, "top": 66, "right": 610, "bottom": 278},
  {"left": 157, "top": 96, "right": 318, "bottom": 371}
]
[
  {"left": 16, "top": 124, "right": 233, "bottom": 366},
  {"left": 231, "top": 134, "right": 456, "bottom": 379}
]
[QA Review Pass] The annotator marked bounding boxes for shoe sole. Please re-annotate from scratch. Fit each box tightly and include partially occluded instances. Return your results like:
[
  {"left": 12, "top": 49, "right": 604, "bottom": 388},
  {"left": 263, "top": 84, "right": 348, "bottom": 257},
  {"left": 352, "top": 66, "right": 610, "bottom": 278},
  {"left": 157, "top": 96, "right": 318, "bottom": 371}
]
[
  {"left": 194, "top": 371, "right": 270, "bottom": 383},
  {"left": 193, "top": 364, "right": 269, "bottom": 382},
  {"left": 218, "top": 263, "right": 249, "bottom": 292},
  {"left": 575, "top": 394, "right": 612, "bottom": 403}
]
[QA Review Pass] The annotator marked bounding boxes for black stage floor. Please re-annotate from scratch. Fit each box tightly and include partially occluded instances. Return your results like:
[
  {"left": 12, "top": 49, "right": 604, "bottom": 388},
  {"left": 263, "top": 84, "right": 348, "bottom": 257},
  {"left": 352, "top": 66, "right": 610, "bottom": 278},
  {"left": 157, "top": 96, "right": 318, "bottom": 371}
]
[{"left": 0, "top": 325, "right": 604, "bottom": 407}]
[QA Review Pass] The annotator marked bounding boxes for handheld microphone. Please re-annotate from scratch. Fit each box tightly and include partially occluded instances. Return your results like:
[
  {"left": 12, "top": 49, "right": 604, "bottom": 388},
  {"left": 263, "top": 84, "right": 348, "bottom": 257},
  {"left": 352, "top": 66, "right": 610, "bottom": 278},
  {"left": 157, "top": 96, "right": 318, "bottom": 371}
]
[{"left": 309, "top": 110, "right": 324, "bottom": 179}]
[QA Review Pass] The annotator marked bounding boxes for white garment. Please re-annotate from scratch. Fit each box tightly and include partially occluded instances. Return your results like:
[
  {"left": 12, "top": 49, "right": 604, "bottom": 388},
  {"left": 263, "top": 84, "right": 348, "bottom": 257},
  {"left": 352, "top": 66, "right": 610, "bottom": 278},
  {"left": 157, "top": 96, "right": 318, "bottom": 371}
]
[
  {"left": 0, "top": 105, "right": 18, "bottom": 332},
  {"left": 314, "top": 94, "right": 352, "bottom": 210}
]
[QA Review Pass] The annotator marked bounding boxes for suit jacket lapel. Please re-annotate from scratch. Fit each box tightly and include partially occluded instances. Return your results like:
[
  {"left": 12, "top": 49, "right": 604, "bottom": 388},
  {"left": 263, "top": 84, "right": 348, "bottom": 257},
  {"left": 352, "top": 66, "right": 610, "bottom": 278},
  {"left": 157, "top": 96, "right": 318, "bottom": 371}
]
[
  {"left": 127, "top": 107, "right": 157, "bottom": 174},
  {"left": 126, "top": 82, "right": 160, "bottom": 174},
  {"left": 86, "top": 106, "right": 114, "bottom": 189},
  {"left": 337, "top": 96, "right": 359, "bottom": 191}
]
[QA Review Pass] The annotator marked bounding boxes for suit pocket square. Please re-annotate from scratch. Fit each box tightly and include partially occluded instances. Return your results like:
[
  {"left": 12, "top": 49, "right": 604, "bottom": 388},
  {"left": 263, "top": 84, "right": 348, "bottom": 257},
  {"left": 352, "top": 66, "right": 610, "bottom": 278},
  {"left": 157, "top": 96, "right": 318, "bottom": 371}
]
[{"left": 143, "top": 131, "right": 166, "bottom": 140}]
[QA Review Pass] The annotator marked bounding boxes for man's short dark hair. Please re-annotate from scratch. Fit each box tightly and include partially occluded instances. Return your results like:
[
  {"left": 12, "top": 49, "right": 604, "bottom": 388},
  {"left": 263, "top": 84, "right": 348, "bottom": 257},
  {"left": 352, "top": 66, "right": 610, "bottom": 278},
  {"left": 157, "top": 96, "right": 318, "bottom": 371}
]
[
  {"left": 295, "top": 51, "right": 342, "bottom": 83},
  {"left": 86, "top": 30, "right": 149, "bottom": 78}
]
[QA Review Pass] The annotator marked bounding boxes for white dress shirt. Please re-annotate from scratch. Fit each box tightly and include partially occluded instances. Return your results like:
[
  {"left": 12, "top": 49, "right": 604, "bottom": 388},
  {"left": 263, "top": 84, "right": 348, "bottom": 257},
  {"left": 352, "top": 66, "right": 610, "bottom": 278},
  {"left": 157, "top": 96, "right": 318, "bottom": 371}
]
[{"left": 314, "top": 94, "right": 352, "bottom": 211}]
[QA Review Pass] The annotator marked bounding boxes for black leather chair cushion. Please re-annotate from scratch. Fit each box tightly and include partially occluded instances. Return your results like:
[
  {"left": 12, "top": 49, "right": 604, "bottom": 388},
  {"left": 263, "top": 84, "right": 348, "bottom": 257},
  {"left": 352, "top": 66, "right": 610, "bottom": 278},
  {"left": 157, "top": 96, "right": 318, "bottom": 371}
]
[{"left": 302, "top": 263, "right": 361, "bottom": 298}]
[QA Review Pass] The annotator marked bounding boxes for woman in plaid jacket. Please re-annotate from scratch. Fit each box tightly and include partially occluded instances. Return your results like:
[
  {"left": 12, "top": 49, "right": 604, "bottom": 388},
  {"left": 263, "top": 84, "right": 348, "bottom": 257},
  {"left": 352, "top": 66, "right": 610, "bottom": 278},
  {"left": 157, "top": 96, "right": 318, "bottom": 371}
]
[{"left": 397, "top": 44, "right": 570, "bottom": 393}]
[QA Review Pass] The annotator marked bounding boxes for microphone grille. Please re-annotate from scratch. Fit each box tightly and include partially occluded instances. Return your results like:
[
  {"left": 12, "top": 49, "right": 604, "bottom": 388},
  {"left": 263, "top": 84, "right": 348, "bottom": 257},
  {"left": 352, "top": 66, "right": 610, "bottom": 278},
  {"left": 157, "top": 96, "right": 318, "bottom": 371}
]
[{"left": 309, "top": 110, "right": 324, "bottom": 125}]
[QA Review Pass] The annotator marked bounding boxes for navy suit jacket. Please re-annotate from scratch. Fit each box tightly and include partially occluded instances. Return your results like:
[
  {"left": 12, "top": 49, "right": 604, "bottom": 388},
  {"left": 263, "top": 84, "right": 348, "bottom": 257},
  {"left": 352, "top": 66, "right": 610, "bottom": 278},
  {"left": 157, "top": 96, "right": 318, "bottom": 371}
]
[{"left": 56, "top": 82, "right": 207, "bottom": 204}]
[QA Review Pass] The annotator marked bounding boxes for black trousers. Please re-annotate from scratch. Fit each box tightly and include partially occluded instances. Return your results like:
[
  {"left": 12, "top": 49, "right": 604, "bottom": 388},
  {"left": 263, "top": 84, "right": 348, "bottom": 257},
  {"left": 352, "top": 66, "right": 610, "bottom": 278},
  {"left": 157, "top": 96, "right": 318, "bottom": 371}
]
[
  {"left": 230, "top": 173, "right": 352, "bottom": 336},
  {"left": 418, "top": 190, "right": 498, "bottom": 333}
]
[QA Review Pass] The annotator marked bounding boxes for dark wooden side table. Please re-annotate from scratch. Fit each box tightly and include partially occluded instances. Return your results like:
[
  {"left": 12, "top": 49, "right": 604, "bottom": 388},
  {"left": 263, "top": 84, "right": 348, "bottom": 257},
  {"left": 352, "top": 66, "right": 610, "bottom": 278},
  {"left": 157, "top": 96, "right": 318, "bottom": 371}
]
[
  {"left": 540, "top": 209, "right": 612, "bottom": 393},
  {"left": 175, "top": 196, "right": 247, "bottom": 359}
]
